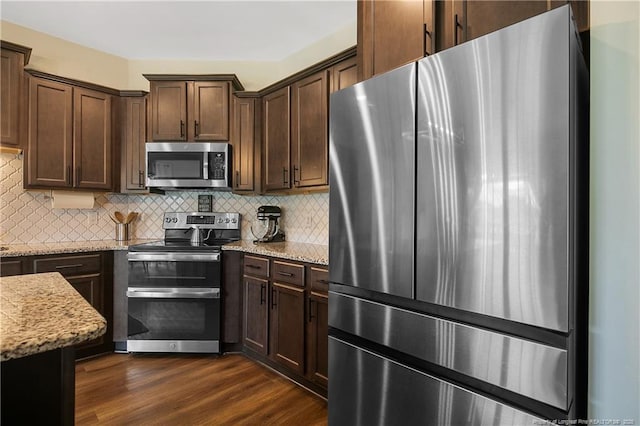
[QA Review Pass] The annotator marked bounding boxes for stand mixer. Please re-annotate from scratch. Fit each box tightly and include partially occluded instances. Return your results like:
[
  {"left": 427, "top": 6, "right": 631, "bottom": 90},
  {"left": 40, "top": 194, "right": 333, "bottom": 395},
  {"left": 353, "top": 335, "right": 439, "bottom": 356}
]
[{"left": 251, "top": 206, "right": 285, "bottom": 243}]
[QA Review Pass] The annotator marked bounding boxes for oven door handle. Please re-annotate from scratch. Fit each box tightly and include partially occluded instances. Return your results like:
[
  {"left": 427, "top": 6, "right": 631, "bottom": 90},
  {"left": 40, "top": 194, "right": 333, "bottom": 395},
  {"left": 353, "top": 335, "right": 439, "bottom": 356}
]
[
  {"left": 127, "top": 252, "right": 220, "bottom": 262},
  {"left": 126, "top": 288, "right": 220, "bottom": 299}
]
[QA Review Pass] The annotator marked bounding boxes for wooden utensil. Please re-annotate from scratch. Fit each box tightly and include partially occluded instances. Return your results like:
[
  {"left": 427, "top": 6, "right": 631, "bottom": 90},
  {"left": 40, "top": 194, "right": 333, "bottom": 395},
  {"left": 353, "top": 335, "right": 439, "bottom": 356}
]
[
  {"left": 124, "top": 212, "right": 138, "bottom": 224},
  {"left": 114, "top": 211, "right": 125, "bottom": 223}
]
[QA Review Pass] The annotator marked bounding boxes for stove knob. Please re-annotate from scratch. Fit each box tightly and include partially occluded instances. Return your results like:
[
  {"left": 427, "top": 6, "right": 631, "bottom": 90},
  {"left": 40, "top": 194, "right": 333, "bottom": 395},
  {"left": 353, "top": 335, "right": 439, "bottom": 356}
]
[
  {"left": 218, "top": 218, "right": 223, "bottom": 223},
  {"left": 231, "top": 218, "right": 237, "bottom": 223},
  {"left": 225, "top": 218, "right": 230, "bottom": 223},
  {"left": 173, "top": 218, "right": 178, "bottom": 223}
]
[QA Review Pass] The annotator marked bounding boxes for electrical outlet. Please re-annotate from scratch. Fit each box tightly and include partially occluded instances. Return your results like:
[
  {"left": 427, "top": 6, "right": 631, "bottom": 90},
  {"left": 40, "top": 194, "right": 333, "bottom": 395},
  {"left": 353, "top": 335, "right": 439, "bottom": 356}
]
[
  {"left": 86, "top": 211, "right": 98, "bottom": 226},
  {"left": 305, "top": 216, "right": 314, "bottom": 229}
]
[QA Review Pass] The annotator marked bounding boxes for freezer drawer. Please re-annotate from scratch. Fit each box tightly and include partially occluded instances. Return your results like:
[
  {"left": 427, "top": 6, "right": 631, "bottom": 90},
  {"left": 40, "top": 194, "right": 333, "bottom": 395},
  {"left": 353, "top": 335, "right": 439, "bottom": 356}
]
[
  {"left": 329, "top": 336, "right": 545, "bottom": 425},
  {"left": 329, "top": 292, "right": 569, "bottom": 410},
  {"left": 329, "top": 62, "right": 416, "bottom": 299}
]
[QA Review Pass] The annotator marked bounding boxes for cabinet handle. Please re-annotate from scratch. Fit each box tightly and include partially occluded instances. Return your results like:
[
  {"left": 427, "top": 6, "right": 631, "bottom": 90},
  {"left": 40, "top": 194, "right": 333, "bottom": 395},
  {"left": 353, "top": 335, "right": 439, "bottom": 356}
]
[
  {"left": 424, "top": 23, "right": 431, "bottom": 56},
  {"left": 245, "top": 264, "right": 261, "bottom": 269},
  {"left": 282, "top": 167, "right": 288, "bottom": 185},
  {"left": 67, "top": 166, "right": 72, "bottom": 185},
  {"left": 180, "top": 120, "right": 185, "bottom": 138},
  {"left": 76, "top": 167, "right": 81, "bottom": 186},
  {"left": 235, "top": 170, "right": 239, "bottom": 187},
  {"left": 278, "top": 271, "right": 294, "bottom": 277},
  {"left": 293, "top": 165, "right": 300, "bottom": 186},
  {"left": 271, "top": 288, "right": 277, "bottom": 309},
  {"left": 194, "top": 120, "right": 199, "bottom": 137},
  {"left": 308, "top": 299, "right": 315, "bottom": 323},
  {"left": 318, "top": 279, "right": 329, "bottom": 284},
  {"left": 55, "top": 264, "right": 84, "bottom": 270},
  {"left": 260, "top": 283, "right": 266, "bottom": 305},
  {"left": 138, "top": 170, "right": 144, "bottom": 187},
  {"left": 454, "top": 14, "right": 463, "bottom": 46}
]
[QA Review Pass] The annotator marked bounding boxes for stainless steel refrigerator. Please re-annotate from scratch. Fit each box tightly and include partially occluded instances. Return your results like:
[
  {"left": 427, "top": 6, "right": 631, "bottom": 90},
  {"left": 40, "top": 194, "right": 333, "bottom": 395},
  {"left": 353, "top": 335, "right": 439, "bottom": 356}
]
[{"left": 328, "top": 5, "right": 589, "bottom": 424}]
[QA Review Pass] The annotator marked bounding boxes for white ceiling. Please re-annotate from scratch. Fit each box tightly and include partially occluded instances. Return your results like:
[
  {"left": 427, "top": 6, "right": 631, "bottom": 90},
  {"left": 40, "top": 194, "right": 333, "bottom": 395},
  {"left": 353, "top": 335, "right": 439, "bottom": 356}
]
[{"left": 0, "top": 1, "right": 357, "bottom": 61}]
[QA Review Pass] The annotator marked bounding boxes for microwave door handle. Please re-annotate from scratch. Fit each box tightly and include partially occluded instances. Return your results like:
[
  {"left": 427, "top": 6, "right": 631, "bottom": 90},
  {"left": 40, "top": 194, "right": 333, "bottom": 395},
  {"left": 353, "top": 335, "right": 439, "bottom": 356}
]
[{"left": 203, "top": 153, "right": 209, "bottom": 179}]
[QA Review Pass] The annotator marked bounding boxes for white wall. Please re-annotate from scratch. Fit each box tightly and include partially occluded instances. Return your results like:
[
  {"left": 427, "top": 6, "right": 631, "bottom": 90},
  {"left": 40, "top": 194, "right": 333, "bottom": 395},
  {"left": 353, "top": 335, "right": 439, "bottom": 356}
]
[{"left": 589, "top": 0, "right": 640, "bottom": 421}]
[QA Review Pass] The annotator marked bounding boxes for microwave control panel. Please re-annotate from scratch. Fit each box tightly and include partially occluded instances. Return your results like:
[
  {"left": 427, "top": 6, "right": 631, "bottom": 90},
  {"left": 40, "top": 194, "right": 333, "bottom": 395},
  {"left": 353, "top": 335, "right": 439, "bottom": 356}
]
[{"left": 210, "top": 153, "right": 226, "bottom": 179}]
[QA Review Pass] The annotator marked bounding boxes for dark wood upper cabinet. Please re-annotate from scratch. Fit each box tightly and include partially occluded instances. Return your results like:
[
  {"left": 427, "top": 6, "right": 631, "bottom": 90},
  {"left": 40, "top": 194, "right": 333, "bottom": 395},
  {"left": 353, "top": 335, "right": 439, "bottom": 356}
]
[
  {"left": 438, "top": 1, "right": 589, "bottom": 51},
  {"left": 26, "top": 77, "right": 74, "bottom": 188},
  {"left": 149, "top": 81, "right": 186, "bottom": 141},
  {"left": 120, "top": 93, "right": 148, "bottom": 192},
  {"left": 190, "top": 81, "right": 229, "bottom": 141},
  {"left": 291, "top": 70, "right": 328, "bottom": 188},
  {"left": 74, "top": 87, "right": 112, "bottom": 190},
  {"left": 232, "top": 95, "right": 261, "bottom": 192},
  {"left": 330, "top": 55, "right": 358, "bottom": 93},
  {"left": 262, "top": 86, "right": 291, "bottom": 191},
  {"left": 358, "top": 0, "right": 434, "bottom": 80},
  {"left": 24, "top": 71, "right": 116, "bottom": 191},
  {"left": 146, "top": 75, "right": 239, "bottom": 142},
  {"left": 1, "top": 42, "right": 30, "bottom": 149}
]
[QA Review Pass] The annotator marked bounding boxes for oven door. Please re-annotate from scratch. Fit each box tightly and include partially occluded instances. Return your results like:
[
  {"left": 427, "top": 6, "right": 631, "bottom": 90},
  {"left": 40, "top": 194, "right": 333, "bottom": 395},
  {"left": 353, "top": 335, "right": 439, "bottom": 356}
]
[{"left": 127, "top": 287, "right": 220, "bottom": 353}]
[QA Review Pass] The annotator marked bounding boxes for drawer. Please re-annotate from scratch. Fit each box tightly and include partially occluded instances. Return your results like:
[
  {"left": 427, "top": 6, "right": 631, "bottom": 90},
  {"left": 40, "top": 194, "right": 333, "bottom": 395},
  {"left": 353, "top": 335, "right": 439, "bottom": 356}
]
[
  {"left": 243, "top": 255, "right": 269, "bottom": 278},
  {"left": 33, "top": 253, "right": 102, "bottom": 277},
  {"left": 272, "top": 260, "right": 304, "bottom": 287},
  {"left": 308, "top": 266, "right": 329, "bottom": 293}
]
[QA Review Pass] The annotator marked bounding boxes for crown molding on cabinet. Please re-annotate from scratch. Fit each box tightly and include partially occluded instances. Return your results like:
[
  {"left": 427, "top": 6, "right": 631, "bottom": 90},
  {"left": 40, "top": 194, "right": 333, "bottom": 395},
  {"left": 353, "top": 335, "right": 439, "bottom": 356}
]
[
  {"left": 1, "top": 40, "right": 32, "bottom": 65},
  {"left": 24, "top": 69, "right": 121, "bottom": 96},
  {"left": 142, "top": 74, "right": 245, "bottom": 92}
]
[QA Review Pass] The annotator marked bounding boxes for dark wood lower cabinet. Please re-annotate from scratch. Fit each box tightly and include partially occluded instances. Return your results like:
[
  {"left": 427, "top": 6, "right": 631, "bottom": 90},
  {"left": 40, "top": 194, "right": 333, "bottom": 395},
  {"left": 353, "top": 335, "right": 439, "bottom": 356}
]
[
  {"left": 306, "top": 291, "right": 328, "bottom": 388},
  {"left": 269, "top": 282, "right": 305, "bottom": 375},
  {"left": 243, "top": 276, "right": 269, "bottom": 355},
  {"left": 240, "top": 253, "right": 328, "bottom": 396}
]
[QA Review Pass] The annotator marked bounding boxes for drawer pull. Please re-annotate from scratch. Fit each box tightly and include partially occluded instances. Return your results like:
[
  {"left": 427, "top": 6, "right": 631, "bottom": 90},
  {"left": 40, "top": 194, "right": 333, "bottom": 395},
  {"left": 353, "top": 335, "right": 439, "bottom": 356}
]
[
  {"left": 245, "top": 264, "right": 262, "bottom": 269},
  {"left": 318, "top": 279, "right": 328, "bottom": 284},
  {"left": 55, "top": 264, "right": 84, "bottom": 269},
  {"left": 277, "top": 271, "right": 294, "bottom": 277}
]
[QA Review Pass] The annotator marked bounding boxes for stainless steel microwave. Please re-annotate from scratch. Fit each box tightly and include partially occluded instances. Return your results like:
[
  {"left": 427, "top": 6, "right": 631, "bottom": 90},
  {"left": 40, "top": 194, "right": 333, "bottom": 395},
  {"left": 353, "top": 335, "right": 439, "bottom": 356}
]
[{"left": 146, "top": 142, "right": 231, "bottom": 190}]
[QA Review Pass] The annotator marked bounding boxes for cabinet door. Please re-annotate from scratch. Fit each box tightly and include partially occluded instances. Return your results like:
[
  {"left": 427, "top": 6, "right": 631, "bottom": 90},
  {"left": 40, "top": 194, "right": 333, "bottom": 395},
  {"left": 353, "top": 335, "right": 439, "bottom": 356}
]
[
  {"left": 263, "top": 87, "right": 290, "bottom": 191},
  {"left": 330, "top": 56, "right": 358, "bottom": 93},
  {"left": 0, "top": 49, "right": 23, "bottom": 147},
  {"left": 243, "top": 276, "right": 269, "bottom": 355},
  {"left": 150, "top": 81, "right": 186, "bottom": 141},
  {"left": 291, "top": 71, "right": 328, "bottom": 188},
  {"left": 306, "top": 291, "right": 328, "bottom": 388},
  {"left": 270, "top": 281, "right": 305, "bottom": 374},
  {"left": 66, "top": 274, "right": 105, "bottom": 350},
  {"left": 359, "top": 0, "right": 430, "bottom": 79},
  {"left": 121, "top": 96, "right": 147, "bottom": 191},
  {"left": 73, "top": 87, "right": 112, "bottom": 190},
  {"left": 441, "top": 1, "right": 549, "bottom": 50},
  {"left": 189, "top": 81, "right": 230, "bottom": 141},
  {"left": 232, "top": 96, "right": 256, "bottom": 191},
  {"left": 25, "top": 77, "right": 73, "bottom": 188}
]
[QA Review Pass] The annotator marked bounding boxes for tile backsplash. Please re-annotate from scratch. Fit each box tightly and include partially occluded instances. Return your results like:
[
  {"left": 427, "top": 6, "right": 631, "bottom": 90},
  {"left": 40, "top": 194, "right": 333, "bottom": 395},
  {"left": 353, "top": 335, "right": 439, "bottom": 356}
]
[{"left": 0, "top": 154, "right": 329, "bottom": 245}]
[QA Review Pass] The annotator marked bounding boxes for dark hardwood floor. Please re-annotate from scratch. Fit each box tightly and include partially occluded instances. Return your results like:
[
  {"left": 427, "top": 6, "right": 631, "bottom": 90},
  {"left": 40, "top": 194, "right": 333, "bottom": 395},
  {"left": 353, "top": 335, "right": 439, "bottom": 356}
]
[{"left": 75, "top": 353, "right": 327, "bottom": 425}]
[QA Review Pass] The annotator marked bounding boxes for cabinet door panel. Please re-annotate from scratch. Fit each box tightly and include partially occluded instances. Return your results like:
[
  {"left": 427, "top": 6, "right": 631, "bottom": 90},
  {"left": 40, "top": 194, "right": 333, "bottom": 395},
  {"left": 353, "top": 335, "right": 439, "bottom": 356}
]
[
  {"left": 243, "top": 276, "right": 269, "bottom": 355},
  {"left": 232, "top": 97, "right": 256, "bottom": 191},
  {"left": 291, "top": 71, "right": 328, "bottom": 188},
  {"left": 151, "top": 81, "right": 186, "bottom": 141},
  {"left": 372, "top": 0, "right": 425, "bottom": 76},
  {"left": 74, "top": 88, "right": 112, "bottom": 190},
  {"left": 263, "top": 87, "right": 290, "bottom": 190},
  {"left": 270, "top": 282, "right": 305, "bottom": 374},
  {"left": 331, "top": 56, "right": 358, "bottom": 93},
  {"left": 122, "top": 96, "right": 147, "bottom": 191},
  {"left": 1, "top": 49, "right": 23, "bottom": 146},
  {"left": 191, "top": 82, "right": 229, "bottom": 141},
  {"left": 67, "top": 274, "right": 105, "bottom": 349},
  {"left": 26, "top": 77, "right": 73, "bottom": 188},
  {"left": 463, "top": 1, "right": 548, "bottom": 42},
  {"left": 306, "top": 291, "right": 328, "bottom": 387}
]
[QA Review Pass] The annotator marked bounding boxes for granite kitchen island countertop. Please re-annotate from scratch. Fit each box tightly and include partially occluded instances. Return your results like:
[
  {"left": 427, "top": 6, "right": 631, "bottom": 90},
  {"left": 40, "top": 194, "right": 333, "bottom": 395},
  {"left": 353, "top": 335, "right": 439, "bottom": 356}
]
[
  {"left": 222, "top": 240, "right": 328, "bottom": 265},
  {"left": 0, "top": 272, "right": 106, "bottom": 361}
]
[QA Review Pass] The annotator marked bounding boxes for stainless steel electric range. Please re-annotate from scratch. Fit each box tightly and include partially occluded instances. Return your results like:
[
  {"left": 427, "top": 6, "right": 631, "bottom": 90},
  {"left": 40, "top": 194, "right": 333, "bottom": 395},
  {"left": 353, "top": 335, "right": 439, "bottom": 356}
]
[{"left": 126, "top": 212, "right": 240, "bottom": 354}]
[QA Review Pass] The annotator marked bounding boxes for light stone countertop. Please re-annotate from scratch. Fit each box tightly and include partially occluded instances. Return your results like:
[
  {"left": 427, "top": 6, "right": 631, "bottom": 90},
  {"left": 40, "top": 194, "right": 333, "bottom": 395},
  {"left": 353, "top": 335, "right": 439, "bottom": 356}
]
[
  {"left": 0, "top": 239, "right": 158, "bottom": 258},
  {"left": 0, "top": 272, "right": 107, "bottom": 361},
  {"left": 222, "top": 240, "right": 328, "bottom": 265}
]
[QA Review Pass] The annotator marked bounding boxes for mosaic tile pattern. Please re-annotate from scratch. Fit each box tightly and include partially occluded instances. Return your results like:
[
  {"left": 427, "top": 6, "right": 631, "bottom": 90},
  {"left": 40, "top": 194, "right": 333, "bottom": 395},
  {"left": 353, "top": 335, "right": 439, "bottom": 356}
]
[{"left": 0, "top": 154, "right": 329, "bottom": 245}]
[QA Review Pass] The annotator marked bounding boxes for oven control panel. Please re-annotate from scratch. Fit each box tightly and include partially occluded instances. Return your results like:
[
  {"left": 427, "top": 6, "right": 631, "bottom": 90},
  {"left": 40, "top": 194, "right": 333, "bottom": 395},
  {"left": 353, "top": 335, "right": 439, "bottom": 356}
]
[{"left": 163, "top": 212, "right": 241, "bottom": 230}]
